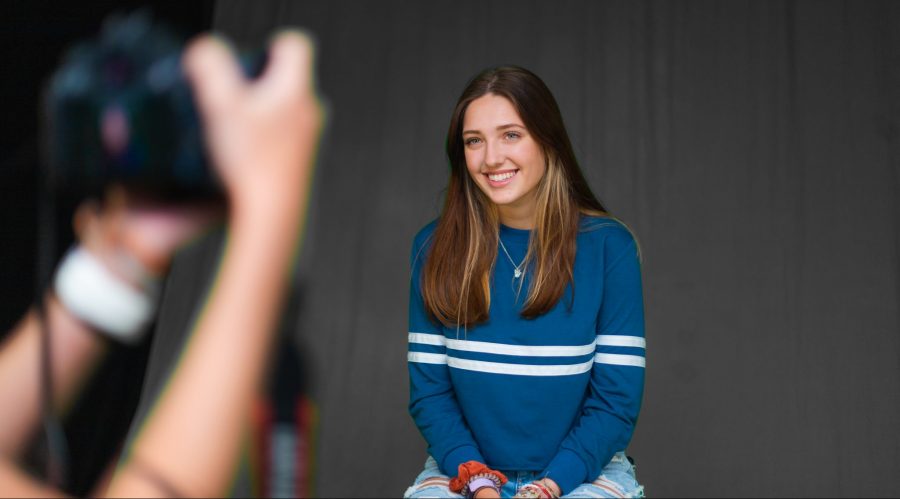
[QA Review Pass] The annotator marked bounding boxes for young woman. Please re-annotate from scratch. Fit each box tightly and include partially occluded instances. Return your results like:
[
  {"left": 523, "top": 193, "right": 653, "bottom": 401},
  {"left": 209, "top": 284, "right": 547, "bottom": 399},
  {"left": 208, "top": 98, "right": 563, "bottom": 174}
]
[{"left": 405, "top": 66, "right": 646, "bottom": 499}]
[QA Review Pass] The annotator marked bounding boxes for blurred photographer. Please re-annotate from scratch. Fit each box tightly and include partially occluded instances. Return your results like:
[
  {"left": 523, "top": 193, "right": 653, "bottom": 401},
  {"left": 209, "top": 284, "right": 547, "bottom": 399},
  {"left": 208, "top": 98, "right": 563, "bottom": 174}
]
[{"left": 0, "top": 27, "right": 322, "bottom": 497}]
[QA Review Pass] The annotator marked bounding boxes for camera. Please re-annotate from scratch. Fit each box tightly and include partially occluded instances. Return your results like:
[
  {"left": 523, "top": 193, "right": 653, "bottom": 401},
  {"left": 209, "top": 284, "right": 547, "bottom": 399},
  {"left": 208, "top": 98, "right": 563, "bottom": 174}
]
[{"left": 44, "top": 12, "right": 264, "bottom": 200}]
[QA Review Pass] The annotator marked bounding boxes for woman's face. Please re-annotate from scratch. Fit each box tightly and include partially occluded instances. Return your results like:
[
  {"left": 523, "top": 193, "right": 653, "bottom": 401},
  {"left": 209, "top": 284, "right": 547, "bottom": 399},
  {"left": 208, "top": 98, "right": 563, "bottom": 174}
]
[{"left": 462, "top": 93, "right": 546, "bottom": 226}]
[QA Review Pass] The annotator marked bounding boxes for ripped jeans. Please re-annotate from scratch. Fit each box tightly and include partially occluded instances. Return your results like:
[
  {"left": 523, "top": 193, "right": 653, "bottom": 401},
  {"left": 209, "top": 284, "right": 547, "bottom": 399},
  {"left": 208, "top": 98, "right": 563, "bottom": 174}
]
[{"left": 403, "top": 452, "right": 645, "bottom": 498}]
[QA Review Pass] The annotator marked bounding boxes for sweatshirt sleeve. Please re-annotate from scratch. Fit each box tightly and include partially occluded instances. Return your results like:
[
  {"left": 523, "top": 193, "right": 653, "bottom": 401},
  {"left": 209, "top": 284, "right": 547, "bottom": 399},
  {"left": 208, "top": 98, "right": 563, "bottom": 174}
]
[
  {"left": 542, "top": 225, "right": 646, "bottom": 494},
  {"left": 407, "top": 225, "right": 486, "bottom": 476}
]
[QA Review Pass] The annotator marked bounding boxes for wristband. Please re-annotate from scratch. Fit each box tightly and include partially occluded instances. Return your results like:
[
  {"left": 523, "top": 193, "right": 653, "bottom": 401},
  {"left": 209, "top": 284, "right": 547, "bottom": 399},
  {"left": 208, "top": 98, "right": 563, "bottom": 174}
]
[
  {"left": 54, "top": 246, "right": 159, "bottom": 344},
  {"left": 467, "top": 477, "right": 498, "bottom": 498},
  {"left": 466, "top": 477, "right": 500, "bottom": 499}
]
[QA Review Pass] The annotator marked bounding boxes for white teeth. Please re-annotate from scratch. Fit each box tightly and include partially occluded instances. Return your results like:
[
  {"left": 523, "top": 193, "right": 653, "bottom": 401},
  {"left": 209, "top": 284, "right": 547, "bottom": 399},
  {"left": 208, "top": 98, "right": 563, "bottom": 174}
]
[{"left": 488, "top": 171, "right": 516, "bottom": 182}]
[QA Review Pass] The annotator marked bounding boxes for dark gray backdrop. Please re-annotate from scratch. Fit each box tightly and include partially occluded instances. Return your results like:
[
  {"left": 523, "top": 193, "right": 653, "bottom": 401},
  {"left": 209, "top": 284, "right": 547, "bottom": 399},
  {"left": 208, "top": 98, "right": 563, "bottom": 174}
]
[{"left": 135, "top": 1, "right": 900, "bottom": 497}]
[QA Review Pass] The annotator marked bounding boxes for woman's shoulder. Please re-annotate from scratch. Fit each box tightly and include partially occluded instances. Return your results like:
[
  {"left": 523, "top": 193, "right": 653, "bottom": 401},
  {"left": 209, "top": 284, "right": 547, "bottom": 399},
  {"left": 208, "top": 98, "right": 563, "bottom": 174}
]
[
  {"left": 410, "top": 219, "right": 439, "bottom": 266},
  {"left": 580, "top": 215, "right": 634, "bottom": 240},
  {"left": 579, "top": 215, "right": 641, "bottom": 258},
  {"left": 412, "top": 219, "right": 439, "bottom": 249}
]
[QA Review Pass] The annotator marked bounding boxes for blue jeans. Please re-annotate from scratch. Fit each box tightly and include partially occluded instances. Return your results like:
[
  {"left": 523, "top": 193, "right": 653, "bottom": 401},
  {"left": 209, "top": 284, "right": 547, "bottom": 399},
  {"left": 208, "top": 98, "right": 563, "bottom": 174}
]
[{"left": 403, "top": 452, "right": 645, "bottom": 498}]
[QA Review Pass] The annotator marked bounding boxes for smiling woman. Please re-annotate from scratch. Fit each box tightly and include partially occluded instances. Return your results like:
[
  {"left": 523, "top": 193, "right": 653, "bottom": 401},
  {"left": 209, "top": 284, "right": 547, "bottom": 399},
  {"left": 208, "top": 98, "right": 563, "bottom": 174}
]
[
  {"left": 461, "top": 94, "right": 547, "bottom": 226},
  {"left": 404, "top": 66, "right": 646, "bottom": 499}
]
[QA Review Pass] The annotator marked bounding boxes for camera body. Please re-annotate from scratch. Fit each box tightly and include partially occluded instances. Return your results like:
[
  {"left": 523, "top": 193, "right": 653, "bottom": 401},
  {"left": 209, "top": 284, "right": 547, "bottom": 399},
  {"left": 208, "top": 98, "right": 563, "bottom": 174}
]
[{"left": 45, "top": 13, "right": 262, "bottom": 200}]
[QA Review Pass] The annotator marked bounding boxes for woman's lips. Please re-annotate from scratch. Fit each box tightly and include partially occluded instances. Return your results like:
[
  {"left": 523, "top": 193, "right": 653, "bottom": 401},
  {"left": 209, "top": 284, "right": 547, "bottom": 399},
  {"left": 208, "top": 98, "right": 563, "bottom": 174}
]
[{"left": 485, "top": 169, "right": 518, "bottom": 187}]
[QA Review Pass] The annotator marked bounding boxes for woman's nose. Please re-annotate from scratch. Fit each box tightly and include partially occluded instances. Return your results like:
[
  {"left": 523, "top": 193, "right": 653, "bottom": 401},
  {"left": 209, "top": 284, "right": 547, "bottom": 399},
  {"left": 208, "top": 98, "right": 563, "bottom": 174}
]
[{"left": 484, "top": 141, "right": 504, "bottom": 168}]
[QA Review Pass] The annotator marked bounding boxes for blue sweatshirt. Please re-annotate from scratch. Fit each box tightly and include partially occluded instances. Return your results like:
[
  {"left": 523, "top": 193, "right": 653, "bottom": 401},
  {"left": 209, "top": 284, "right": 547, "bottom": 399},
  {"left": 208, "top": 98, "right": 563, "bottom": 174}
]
[{"left": 407, "top": 216, "right": 646, "bottom": 495}]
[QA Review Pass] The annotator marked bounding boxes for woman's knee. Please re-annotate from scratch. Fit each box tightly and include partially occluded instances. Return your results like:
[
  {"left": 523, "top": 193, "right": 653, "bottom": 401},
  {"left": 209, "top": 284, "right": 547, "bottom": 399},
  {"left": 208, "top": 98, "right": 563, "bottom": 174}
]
[
  {"left": 563, "top": 453, "right": 645, "bottom": 498},
  {"left": 404, "top": 476, "right": 463, "bottom": 498},
  {"left": 404, "top": 457, "right": 464, "bottom": 498}
]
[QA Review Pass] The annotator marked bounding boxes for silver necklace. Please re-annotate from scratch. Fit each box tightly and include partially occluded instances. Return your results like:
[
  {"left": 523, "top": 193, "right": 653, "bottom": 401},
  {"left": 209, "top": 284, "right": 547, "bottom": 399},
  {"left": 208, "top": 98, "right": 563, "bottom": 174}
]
[{"left": 498, "top": 237, "right": 525, "bottom": 279}]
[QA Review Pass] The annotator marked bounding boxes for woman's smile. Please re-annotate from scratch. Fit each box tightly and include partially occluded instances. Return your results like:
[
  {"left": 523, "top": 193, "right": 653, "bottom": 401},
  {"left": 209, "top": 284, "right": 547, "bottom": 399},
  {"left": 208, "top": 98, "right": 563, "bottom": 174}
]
[{"left": 485, "top": 169, "right": 518, "bottom": 186}]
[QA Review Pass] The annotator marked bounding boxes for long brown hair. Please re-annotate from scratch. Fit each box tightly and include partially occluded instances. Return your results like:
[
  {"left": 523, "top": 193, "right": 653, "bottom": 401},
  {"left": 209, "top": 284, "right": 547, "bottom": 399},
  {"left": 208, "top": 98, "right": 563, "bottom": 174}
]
[{"left": 422, "top": 66, "right": 607, "bottom": 328}]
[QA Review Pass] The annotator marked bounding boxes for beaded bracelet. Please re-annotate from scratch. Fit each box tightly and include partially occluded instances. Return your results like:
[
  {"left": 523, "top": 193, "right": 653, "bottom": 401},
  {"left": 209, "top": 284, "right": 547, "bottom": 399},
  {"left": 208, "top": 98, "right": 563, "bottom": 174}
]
[
  {"left": 515, "top": 484, "right": 543, "bottom": 499},
  {"left": 530, "top": 481, "right": 555, "bottom": 498},
  {"left": 538, "top": 478, "right": 561, "bottom": 499},
  {"left": 516, "top": 481, "right": 560, "bottom": 499},
  {"left": 471, "top": 472, "right": 503, "bottom": 488}
]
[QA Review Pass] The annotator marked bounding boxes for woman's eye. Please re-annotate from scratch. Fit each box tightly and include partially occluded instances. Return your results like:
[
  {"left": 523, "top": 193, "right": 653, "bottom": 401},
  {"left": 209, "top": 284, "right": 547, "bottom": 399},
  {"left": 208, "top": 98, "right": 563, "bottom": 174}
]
[
  {"left": 464, "top": 137, "right": 482, "bottom": 146},
  {"left": 505, "top": 131, "right": 521, "bottom": 140}
]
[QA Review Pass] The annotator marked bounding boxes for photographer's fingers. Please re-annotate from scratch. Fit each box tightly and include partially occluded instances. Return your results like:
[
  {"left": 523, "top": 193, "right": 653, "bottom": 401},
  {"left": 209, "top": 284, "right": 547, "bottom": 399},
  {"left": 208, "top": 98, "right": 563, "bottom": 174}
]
[
  {"left": 183, "top": 35, "right": 244, "bottom": 117},
  {"left": 259, "top": 30, "right": 315, "bottom": 97},
  {"left": 74, "top": 191, "right": 126, "bottom": 257},
  {"left": 182, "top": 29, "right": 322, "bottom": 209},
  {"left": 72, "top": 190, "right": 222, "bottom": 281}
]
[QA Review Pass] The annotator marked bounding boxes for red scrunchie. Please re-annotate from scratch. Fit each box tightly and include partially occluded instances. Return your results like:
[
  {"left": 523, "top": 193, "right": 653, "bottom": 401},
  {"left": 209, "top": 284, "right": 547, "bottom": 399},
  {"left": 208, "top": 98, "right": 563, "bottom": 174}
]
[{"left": 448, "top": 461, "right": 509, "bottom": 493}]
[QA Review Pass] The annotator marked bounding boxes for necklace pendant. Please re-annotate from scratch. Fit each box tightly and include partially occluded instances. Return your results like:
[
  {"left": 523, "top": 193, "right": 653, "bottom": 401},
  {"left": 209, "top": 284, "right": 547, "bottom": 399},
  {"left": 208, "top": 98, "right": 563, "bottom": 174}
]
[{"left": 498, "top": 238, "right": 525, "bottom": 280}]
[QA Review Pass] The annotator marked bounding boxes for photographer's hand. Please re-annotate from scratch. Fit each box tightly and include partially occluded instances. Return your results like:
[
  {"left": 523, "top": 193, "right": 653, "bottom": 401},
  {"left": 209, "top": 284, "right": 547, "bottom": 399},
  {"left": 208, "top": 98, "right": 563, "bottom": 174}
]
[
  {"left": 75, "top": 187, "right": 222, "bottom": 281},
  {"left": 105, "top": 31, "right": 321, "bottom": 497},
  {"left": 183, "top": 31, "right": 322, "bottom": 215}
]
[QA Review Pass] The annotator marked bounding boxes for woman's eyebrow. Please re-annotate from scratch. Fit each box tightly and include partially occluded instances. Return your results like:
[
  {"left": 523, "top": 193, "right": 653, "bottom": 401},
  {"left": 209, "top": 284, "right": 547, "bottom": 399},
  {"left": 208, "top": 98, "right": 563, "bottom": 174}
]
[{"left": 463, "top": 123, "right": 524, "bottom": 135}]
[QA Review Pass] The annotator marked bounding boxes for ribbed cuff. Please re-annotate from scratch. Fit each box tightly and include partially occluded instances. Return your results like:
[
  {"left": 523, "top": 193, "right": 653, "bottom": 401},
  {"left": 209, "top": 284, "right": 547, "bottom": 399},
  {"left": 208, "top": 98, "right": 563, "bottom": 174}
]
[
  {"left": 542, "top": 449, "right": 588, "bottom": 496},
  {"left": 441, "top": 445, "right": 485, "bottom": 476}
]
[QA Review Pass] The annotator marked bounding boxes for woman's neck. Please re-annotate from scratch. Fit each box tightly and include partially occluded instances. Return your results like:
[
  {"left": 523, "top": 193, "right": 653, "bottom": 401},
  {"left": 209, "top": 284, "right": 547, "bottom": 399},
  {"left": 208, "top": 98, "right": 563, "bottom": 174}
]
[
  {"left": 497, "top": 195, "right": 538, "bottom": 229},
  {"left": 498, "top": 206, "right": 535, "bottom": 229}
]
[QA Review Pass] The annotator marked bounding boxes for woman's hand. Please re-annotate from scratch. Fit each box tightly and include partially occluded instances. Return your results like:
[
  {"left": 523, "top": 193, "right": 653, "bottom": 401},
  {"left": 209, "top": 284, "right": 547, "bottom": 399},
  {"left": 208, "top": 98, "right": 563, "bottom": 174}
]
[
  {"left": 474, "top": 485, "right": 502, "bottom": 498},
  {"left": 513, "top": 478, "right": 561, "bottom": 498},
  {"left": 538, "top": 478, "right": 562, "bottom": 497},
  {"left": 538, "top": 478, "right": 560, "bottom": 497}
]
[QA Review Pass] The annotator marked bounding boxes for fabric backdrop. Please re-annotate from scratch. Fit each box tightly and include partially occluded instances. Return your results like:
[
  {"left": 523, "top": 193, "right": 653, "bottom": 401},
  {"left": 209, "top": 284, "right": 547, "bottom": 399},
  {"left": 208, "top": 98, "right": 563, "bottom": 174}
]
[{"left": 132, "top": 1, "right": 900, "bottom": 497}]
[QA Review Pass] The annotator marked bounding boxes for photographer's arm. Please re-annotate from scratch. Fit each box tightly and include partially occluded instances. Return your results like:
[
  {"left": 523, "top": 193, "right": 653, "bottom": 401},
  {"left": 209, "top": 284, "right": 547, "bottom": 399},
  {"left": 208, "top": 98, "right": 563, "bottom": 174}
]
[
  {"left": 0, "top": 298, "right": 108, "bottom": 458},
  {"left": 0, "top": 297, "right": 108, "bottom": 498},
  {"left": 0, "top": 193, "right": 222, "bottom": 499},
  {"left": 0, "top": 191, "right": 210, "bottom": 458},
  {"left": 0, "top": 196, "right": 219, "bottom": 498},
  {"left": 105, "top": 32, "right": 321, "bottom": 497}
]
